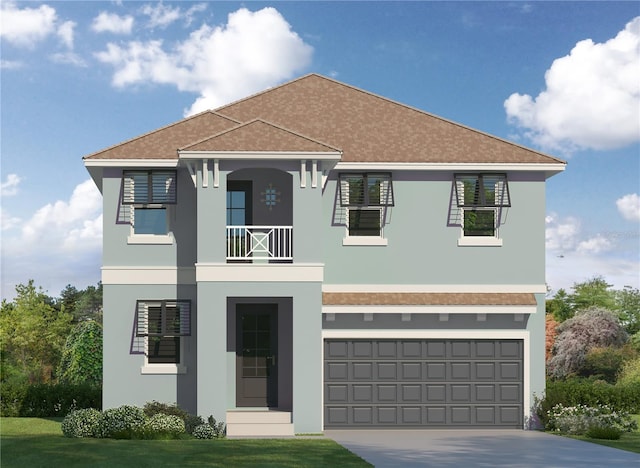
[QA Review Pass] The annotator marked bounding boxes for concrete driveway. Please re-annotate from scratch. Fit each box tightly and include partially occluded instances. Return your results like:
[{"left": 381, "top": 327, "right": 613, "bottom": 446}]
[{"left": 325, "top": 429, "right": 640, "bottom": 467}]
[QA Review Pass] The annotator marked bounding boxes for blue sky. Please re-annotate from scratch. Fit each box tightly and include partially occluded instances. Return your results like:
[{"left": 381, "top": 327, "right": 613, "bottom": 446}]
[{"left": 1, "top": 1, "right": 639, "bottom": 300}]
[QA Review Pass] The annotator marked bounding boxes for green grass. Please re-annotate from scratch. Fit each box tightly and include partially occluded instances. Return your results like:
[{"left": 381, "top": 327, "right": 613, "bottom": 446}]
[
  {"left": 565, "top": 414, "right": 640, "bottom": 454},
  {"left": 1, "top": 418, "right": 371, "bottom": 467}
]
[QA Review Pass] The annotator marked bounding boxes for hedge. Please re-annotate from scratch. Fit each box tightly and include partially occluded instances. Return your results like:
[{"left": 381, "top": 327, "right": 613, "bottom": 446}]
[
  {"left": 537, "top": 379, "right": 640, "bottom": 428},
  {"left": 0, "top": 382, "right": 101, "bottom": 417}
]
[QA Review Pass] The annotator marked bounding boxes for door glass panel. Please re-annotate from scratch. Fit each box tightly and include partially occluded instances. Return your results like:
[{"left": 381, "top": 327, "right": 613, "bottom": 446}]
[{"left": 241, "top": 312, "right": 272, "bottom": 378}]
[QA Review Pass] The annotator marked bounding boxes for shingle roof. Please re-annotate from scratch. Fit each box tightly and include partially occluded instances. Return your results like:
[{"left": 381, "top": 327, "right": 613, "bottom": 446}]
[
  {"left": 322, "top": 292, "right": 537, "bottom": 306},
  {"left": 181, "top": 119, "right": 341, "bottom": 153},
  {"left": 84, "top": 74, "right": 565, "bottom": 166},
  {"left": 84, "top": 111, "right": 240, "bottom": 160}
]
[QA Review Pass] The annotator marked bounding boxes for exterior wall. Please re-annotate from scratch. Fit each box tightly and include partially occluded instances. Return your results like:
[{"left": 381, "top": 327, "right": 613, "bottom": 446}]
[
  {"left": 102, "top": 283, "right": 197, "bottom": 413},
  {"left": 322, "top": 171, "right": 546, "bottom": 286}
]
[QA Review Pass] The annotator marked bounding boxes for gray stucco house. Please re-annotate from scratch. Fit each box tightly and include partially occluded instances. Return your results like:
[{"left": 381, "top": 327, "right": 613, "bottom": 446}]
[{"left": 84, "top": 74, "right": 565, "bottom": 435}]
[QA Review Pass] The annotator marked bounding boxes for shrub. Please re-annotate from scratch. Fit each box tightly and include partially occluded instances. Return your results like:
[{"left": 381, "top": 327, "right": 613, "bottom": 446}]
[
  {"left": 586, "top": 426, "right": 622, "bottom": 440},
  {"left": 546, "top": 403, "right": 637, "bottom": 435},
  {"left": 143, "top": 401, "right": 189, "bottom": 420},
  {"left": 140, "top": 413, "right": 185, "bottom": 439},
  {"left": 100, "top": 405, "right": 147, "bottom": 439},
  {"left": 57, "top": 320, "right": 103, "bottom": 386},
  {"left": 0, "top": 382, "right": 101, "bottom": 417},
  {"left": 207, "top": 415, "right": 226, "bottom": 438},
  {"left": 61, "top": 408, "right": 102, "bottom": 438},
  {"left": 184, "top": 414, "right": 205, "bottom": 435},
  {"left": 192, "top": 423, "right": 216, "bottom": 440},
  {"left": 617, "top": 357, "right": 640, "bottom": 386},
  {"left": 548, "top": 307, "right": 628, "bottom": 379},
  {"left": 580, "top": 347, "right": 625, "bottom": 383}
]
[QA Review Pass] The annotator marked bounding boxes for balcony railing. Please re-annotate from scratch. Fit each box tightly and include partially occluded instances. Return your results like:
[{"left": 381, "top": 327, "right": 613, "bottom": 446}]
[{"left": 226, "top": 226, "right": 293, "bottom": 262}]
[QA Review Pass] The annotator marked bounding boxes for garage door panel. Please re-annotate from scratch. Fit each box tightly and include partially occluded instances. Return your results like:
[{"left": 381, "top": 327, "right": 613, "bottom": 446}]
[{"left": 325, "top": 339, "right": 523, "bottom": 428}]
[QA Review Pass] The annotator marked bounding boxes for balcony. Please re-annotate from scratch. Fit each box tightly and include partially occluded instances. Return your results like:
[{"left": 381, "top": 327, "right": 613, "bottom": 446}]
[{"left": 226, "top": 226, "right": 293, "bottom": 262}]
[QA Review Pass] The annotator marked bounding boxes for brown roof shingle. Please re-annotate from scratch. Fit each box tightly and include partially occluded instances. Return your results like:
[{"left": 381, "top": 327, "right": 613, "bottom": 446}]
[
  {"left": 322, "top": 292, "right": 537, "bottom": 306},
  {"left": 181, "top": 119, "right": 341, "bottom": 153}
]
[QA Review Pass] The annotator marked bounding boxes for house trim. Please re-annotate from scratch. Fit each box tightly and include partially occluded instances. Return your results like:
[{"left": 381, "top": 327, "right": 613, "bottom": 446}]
[
  {"left": 101, "top": 266, "right": 196, "bottom": 285},
  {"left": 195, "top": 263, "right": 324, "bottom": 282},
  {"left": 179, "top": 151, "right": 342, "bottom": 160},
  {"left": 322, "top": 305, "right": 536, "bottom": 314},
  {"left": 320, "top": 329, "right": 531, "bottom": 428},
  {"left": 335, "top": 162, "right": 565, "bottom": 175},
  {"left": 322, "top": 284, "right": 547, "bottom": 293},
  {"left": 84, "top": 159, "right": 179, "bottom": 167}
]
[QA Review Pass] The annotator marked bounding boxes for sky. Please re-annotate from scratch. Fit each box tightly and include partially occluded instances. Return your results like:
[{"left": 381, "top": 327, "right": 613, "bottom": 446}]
[{"left": 1, "top": 1, "right": 639, "bottom": 300}]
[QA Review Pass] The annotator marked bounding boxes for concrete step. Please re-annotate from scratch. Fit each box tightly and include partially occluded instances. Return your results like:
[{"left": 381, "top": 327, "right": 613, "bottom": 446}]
[{"left": 226, "top": 410, "right": 294, "bottom": 437}]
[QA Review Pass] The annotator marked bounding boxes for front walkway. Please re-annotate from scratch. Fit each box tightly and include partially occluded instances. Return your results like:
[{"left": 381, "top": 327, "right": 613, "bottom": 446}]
[{"left": 325, "top": 429, "right": 640, "bottom": 467}]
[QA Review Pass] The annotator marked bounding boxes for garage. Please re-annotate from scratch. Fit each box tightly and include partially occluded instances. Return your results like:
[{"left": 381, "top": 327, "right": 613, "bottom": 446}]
[{"left": 324, "top": 339, "right": 523, "bottom": 428}]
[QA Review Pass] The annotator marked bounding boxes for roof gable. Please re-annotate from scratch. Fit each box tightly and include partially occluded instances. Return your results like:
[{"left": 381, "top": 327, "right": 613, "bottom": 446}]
[
  {"left": 84, "top": 111, "right": 240, "bottom": 160},
  {"left": 215, "top": 74, "right": 564, "bottom": 165},
  {"left": 180, "top": 119, "right": 341, "bottom": 153}
]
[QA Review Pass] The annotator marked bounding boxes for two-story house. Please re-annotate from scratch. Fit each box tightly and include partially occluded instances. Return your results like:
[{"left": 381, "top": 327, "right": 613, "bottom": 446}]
[{"left": 84, "top": 74, "right": 565, "bottom": 436}]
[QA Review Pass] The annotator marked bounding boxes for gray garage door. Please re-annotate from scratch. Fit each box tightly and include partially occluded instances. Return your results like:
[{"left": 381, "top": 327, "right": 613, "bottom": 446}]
[{"left": 324, "top": 339, "right": 523, "bottom": 428}]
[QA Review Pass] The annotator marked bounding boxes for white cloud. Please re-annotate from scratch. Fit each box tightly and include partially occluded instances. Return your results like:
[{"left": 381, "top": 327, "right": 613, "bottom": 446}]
[
  {"left": 139, "top": 2, "right": 207, "bottom": 29},
  {"left": 91, "top": 11, "right": 134, "bottom": 34},
  {"left": 0, "top": 208, "right": 21, "bottom": 231},
  {"left": 505, "top": 17, "right": 640, "bottom": 154},
  {"left": 0, "top": 1, "right": 57, "bottom": 48},
  {"left": 57, "top": 20, "right": 75, "bottom": 49},
  {"left": 1, "top": 179, "right": 103, "bottom": 299},
  {"left": 50, "top": 52, "right": 87, "bottom": 67},
  {"left": 616, "top": 193, "right": 640, "bottom": 222},
  {"left": 95, "top": 7, "right": 313, "bottom": 115},
  {"left": 0, "top": 59, "right": 23, "bottom": 69},
  {"left": 1, "top": 174, "right": 22, "bottom": 196},
  {"left": 545, "top": 212, "right": 638, "bottom": 292}
]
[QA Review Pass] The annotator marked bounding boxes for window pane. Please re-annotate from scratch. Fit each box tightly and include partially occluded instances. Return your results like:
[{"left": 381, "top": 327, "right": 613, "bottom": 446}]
[
  {"left": 349, "top": 209, "right": 381, "bottom": 236},
  {"left": 134, "top": 208, "right": 167, "bottom": 235},
  {"left": 464, "top": 210, "right": 495, "bottom": 237},
  {"left": 148, "top": 337, "right": 180, "bottom": 364}
]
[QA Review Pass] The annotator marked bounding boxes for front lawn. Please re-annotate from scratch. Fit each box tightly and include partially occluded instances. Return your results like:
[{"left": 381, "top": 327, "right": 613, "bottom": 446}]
[
  {"left": 564, "top": 414, "right": 640, "bottom": 454},
  {"left": 0, "top": 418, "right": 371, "bottom": 467}
]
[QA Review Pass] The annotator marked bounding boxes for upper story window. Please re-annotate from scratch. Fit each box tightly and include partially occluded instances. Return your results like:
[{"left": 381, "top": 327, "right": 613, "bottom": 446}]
[
  {"left": 454, "top": 173, "right": 510, "bottom": 244},
  {"left": 339, "top": 173, "right": 394, "bottom": 244},
  {"left": 122, "top": 170, "right": 177, "bottom": 240},
  {"left": 136, "top": 299, "right": 191, "bottom": 373}
]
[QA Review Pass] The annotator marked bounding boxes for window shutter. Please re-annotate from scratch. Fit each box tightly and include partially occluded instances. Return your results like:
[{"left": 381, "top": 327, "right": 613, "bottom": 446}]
[
  {"left": 135, "top": 301, "right": 149, "bottom": 337},
  {"left": 165, "top": 300, "right": 191, "bottom": 336},
  {"left": 152, "top": 171, "right": 177, "bottom": 204},
  {"left": 492, "top": 175, "right": 511, "bottom": 207},
  {"left": 454, "top": 174, "right": 509, "bottom": 207},
  {"left": 371, "top": 174, "right": 394, "bottom": 207},
  {"left": 339, "top": 174, "right": 364, "bottom": 206},
  {"left": 455, "top": 179, "right": 466, "bottom": 207}
]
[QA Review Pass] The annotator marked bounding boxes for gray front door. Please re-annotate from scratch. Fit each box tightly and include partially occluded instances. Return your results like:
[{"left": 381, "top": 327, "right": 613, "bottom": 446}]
[
  {"left": 236, "top": 304, "right": 278, "bottom": 407},
  {"left": 324, "top": 339, "right": 523, "bottom": 428}
]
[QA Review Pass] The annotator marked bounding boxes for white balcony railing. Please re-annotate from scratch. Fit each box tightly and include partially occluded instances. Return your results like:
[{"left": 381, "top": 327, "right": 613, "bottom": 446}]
[{"left": 226, "top": 226, "right": 293, "bottom": 261}]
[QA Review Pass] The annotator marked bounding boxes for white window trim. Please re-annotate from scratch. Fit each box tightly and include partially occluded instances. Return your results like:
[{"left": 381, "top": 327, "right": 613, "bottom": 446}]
[
  {"left": 458, "top": 207, "right": 502, "bottom": 246},
  {"left": 127, "top": 205, "right": 175, "bottom": 244},
  {"left": 343, "top": 207, "right": 388, "bottom": 246},
  {"left": 138, "top": 301, "right": 187, "bottom": 374}
]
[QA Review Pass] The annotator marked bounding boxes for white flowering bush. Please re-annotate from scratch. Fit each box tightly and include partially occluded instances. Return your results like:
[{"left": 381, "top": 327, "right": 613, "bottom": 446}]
[
  {"left": 192, "top": 423, "right": 216, "bottom": 440},
  {"left": 142, "top": 413, "right": 185, "bottom": 439},
  {"left": 99, "top": 405, "right": 147, "bottom": 439},
  {"left": 61, "top": 408, "right": 102, "bottom": 438},
  {"left": 547, "top": 403, "right": 637, "bottom": 435}
]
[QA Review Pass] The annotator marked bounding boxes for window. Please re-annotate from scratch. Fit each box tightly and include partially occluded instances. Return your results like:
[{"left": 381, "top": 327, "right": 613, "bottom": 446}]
[
  {"left": 136, "top": 300, "right": 191, "bottom": 372},
  {"left": 339, "top": 173, "right": 393, "bottom": 243},
  {"left": 122, "top": 170, "right": 177, "bottom": 238},
  {"left": 454, "top": 173, "right": 510, "bottom": 244}
]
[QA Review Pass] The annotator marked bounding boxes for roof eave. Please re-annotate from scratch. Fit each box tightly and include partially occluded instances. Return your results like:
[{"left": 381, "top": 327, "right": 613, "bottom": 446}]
[{"left": 178, "top": 150, "right": 342, "bottom": 161}]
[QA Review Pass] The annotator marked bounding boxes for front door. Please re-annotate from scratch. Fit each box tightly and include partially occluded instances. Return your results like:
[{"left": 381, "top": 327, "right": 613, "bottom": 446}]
[{"left": 236, "top": 304, "right": 278, "bottom": 407}]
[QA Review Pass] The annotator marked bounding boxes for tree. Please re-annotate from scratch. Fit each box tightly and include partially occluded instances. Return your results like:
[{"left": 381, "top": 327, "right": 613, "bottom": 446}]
[
  {"left": 547, "top": 306, "right": 628, "bottom": 379},
  {"left": 616, "top": 286, "right": 640, "bottom": 335},
  {"left": 570, "top": 276, "right": 617, "bottom": 312},
  {"left": 546, "top": 289, "right": 573, "bottom": 322},
  {"left": 0, "top": 281, "right": 73, "bottom": 383},
  {"left": 57, "top": 320, "right": 103, "bottom": 385},
  {"left": 545, "top": 314, "right": 559, "bottom": 363}
]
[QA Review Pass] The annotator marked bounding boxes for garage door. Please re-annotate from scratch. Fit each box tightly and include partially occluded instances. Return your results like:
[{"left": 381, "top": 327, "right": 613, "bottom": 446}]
[{"left": 324, "top": 339, "right": 523, "bottom": 428}]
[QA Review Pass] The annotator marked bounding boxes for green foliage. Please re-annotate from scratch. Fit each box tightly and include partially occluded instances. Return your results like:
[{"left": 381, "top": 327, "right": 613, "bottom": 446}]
[
  {"left": 548, "top": 307, "right": 628, "bottom": 379},
  {"left": 631, "top": 332, "right": 640, "bottom": 353},
  {"left": 143, "top": 400, "right": 188, "bottom": 420},
  {"left": 0, "top": 382, "right": 101, "bottom": 417},
  {"left": 100, "top": 405, "right": 147, "bottom": 439},
  {"left": 57, "top": 283, "right": 103, "bottom": 323},
  {"left": 571, "top": 277, "right": 617, "bottom": 312},
  {"left": 547, "top": 289, "right": 573, "bottom": 322},
  {"left": 61, "top": 408, "right": 102, "bottom": 438},
  {"left": 580, "top": 347, "right": 627, "bottom": 383},
  {"left": 206, "top": 415, "right": 226, "bottom": 438},
  {"left": 616, "top": 286, "right": 640, "bottom": 335},
  {"left": 586, "top": 425, "right": 623, "bottom": 439},
  {"left": 57, "top": 320, "right": 102, "bottom": 385},
  {"left": 546, "top": 403, "right": 637, "bottom": 435},
  {"left": 536, "top": 379, "right": 640, "bottom": 427},
  {"left": 617, "top": 358, "right": 640, "bottom": 386},
  {"left": 184, "top": 414, "right": 205, "bottom": 435},
  {"left": 192, "top": 423, "right": 216, "bottom": 439},
  {"left": 0, "top": 280, "right": 73, "bottom": 383},
  {"left": 140, "top": 414, "right": 186, "bottom": 439}
]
